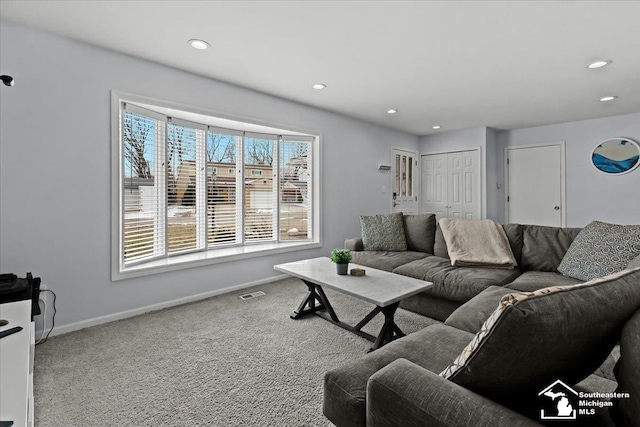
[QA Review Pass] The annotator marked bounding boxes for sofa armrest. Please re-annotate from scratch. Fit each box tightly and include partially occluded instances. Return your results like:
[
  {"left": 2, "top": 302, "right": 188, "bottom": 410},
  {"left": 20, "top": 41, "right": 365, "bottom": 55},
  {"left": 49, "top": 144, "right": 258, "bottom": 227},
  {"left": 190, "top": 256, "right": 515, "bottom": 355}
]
[
  {"left": 367, "top": 359, "right": 541, "bottom": 427},
  {"left": 345, "top": 238, "right": 364, "bottom": 251}
]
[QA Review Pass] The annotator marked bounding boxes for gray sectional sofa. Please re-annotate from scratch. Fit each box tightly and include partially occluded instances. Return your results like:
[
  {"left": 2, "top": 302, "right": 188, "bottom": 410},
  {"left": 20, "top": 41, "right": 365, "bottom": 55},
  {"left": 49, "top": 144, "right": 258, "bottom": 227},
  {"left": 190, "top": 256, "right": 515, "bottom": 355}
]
[
  {"left": 345, "top": 215, "right": 585, "bottom": 321},
  {"left": 325, "top": 214, "right": 640, "bottom": 426}
]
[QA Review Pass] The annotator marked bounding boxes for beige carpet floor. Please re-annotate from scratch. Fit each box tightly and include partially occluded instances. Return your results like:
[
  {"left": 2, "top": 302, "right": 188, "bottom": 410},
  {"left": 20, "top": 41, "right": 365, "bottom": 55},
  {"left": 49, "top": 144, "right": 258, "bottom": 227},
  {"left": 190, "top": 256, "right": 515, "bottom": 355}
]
[{"left": 34, "top": 277, "right": 440, "bottom": 426}]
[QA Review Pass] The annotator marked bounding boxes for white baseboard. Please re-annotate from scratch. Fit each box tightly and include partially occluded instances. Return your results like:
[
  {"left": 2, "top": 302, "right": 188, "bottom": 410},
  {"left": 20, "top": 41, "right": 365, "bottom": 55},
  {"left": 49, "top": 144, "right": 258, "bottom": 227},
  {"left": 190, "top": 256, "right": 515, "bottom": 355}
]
[{"left": 49, "top": 274, "right": 288, "bottom": 337}]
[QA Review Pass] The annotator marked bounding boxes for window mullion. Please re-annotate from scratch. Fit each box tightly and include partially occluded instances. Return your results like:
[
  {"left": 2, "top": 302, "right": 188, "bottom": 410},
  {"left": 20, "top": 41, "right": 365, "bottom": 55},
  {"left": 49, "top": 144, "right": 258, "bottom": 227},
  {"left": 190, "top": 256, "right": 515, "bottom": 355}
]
[
  {"left": 196, "top": 129, "right": 207, "bottom": 250},
  {"left": 274, "top": 137, "right": 280, "bottom": 242},
  {"left": 156, "top": 120, "right": 169, "bottom": 256},
  {"left": 238, "top": 133, "right": 245, "bottom": 245}
]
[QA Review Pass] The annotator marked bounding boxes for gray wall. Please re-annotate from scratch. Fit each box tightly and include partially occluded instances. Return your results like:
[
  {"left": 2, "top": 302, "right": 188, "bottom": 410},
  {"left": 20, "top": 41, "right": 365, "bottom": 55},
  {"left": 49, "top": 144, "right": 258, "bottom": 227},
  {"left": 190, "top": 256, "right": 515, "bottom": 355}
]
[
  {"left": 0, "top": 21, "right": 418, "bottom": 331},
  {"left": 496, "top": 113, "right": 640, "bottom": 226},
  {"left": 421, "top": 115, "right": 640, "bottom": 227},
  {"left": 419, "top": 127, "right": 487, "bottom": 154}
]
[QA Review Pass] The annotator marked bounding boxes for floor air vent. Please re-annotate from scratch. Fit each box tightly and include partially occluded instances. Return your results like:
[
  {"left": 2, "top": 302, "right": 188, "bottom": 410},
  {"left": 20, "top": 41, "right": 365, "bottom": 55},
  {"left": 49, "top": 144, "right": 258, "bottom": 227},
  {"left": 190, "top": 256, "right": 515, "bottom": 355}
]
[{"left": 239, "top": 291, "right": 266, "bottom": 300}]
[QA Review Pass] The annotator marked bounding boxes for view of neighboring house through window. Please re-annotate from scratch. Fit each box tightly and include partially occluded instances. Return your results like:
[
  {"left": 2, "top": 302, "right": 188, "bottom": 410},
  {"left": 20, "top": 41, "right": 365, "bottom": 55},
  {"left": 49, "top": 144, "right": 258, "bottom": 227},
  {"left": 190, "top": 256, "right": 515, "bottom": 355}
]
[
  {"left": 207, "top": 129, "right": 240, "bottom": 246},
  {"left": 279, "top": 138, "right": 311, "bottom": 241},
  {"left": 119, "top": 100, "right": 316, "bottom": 269},
  {"left": 244, "top": 135, "right": 276, "bottom": 243}
]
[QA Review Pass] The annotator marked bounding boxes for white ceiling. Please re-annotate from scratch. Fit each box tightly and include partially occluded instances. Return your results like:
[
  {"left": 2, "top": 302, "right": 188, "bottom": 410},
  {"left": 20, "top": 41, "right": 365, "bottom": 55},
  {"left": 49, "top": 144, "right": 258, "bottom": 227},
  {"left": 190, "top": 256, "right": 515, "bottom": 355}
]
[{"left": 1, "top": 1, "right": 639, "bottom": 135}]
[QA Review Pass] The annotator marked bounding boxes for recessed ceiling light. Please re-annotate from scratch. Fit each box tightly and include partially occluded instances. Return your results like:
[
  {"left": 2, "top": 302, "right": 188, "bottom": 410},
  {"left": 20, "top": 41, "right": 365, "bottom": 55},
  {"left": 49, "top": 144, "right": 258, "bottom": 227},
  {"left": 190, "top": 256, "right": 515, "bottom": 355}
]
[
  {"left": 312, "top": 83, "right": 326, "bottom": 90},
  {"left": 586, "top": 60, "right": 612, "bottom": 69},
  {"left": 599, "top": 96, "right": 618, "bottom": 102},
  {"left": 432, "top": 125, "right": 441, "bottom": 130},
  {"left": 188, "top": 39, "right": 210, "bottom": 50},
  {"left": 387, "top": 109, "right": 398, "bottom": 114}
]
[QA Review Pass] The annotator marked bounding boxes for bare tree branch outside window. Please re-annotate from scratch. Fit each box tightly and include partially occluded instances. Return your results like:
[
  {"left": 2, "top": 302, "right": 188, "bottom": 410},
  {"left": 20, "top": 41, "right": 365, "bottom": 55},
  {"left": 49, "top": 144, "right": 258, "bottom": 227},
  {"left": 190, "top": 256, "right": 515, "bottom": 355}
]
[
  {"left": 245, "top": 138, "right": 273, "bottom": 165},
  {"left": 123, "top": 113, "right": 153, "bottom": 178},
  {"left": 208, "top": 133, "right": 236, "bottom": 163}
]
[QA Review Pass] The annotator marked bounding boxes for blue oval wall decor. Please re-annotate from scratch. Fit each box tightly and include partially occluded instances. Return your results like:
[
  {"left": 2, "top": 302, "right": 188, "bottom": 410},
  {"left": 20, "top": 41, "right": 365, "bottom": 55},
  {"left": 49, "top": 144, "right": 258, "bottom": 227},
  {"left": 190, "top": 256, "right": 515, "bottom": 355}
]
[{"left": 591, "top": 137, "right": 640, "bottom": 175}]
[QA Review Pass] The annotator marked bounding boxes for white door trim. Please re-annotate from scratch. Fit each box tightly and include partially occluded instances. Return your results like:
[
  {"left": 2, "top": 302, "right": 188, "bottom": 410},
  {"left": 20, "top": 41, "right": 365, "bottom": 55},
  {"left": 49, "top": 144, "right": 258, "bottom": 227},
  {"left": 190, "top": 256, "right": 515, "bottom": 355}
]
[
  {"left": 504, "top": 141, "right": 566, "bottom": 226},
  {"left": 420, "top": 146, "right": 485, "bottom": 219},
  {"left": 390, "top": 147, "right": 419, "bottom": 213}
]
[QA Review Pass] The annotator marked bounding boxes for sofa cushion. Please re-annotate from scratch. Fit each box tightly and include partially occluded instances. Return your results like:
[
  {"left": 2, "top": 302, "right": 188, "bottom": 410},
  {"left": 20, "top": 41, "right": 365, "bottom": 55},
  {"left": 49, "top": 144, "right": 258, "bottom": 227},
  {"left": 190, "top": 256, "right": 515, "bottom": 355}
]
[
  {"left": 506, "top": 271, "right": 582, "bottom": 292},
  {"left": 503, "top": 224, "right": 524, "bottom": 266},
  {"left": 445, "top": 286, "right": 516, "bottom": 334},
  {"left": 433, "top": 226, "right": 449, "bottom": 259},
  {"left": 399, "top": 293, "right": 462, "bottom": 322},
  {"left": 520, "top": 225, "right": 581, "bottom": 272},
  {"left": 558, "top": 221, "right": 640, "bottom": 281},
  {"left": 360, "top": 212, "right": 407, "bottom": 251},
  {"left": 351, "top": 250, "right": 427, "bottom": 272},
  {"left": 610, "top": 308, "right": 640, "bottom": 426},
  {"left": 344, "top": 237, "right": 364, "bottom": 251},
  {"left": 403, "top": 213, "right": 436, "bottom": 254},
  {"left": 323, "top": 324, "right": 473, "bottom": 427},
  {"left": 394, "top": 256, "right": 522, "bottom": 303},
  {"left": 440, "top": 268, "right": 640, "bottom": 405}
]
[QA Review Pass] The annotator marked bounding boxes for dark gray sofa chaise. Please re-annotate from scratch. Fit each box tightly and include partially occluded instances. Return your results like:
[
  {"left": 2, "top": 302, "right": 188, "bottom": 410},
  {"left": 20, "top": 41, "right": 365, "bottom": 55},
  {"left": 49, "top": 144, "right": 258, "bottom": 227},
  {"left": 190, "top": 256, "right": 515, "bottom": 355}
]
[
  {"left": 324, "top": 267, "right": 640, "bottom": 427},
  {"left": 345, "top": 214, "right": 585, "bottom": 321}
]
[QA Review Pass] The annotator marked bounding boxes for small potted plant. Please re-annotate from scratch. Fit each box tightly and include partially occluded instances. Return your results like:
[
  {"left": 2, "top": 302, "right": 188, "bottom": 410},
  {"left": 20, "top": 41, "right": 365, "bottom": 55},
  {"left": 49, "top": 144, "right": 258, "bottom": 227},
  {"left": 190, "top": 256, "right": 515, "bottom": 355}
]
[{"left": 330, "top": 248, "right": 352, "bottom": 275}]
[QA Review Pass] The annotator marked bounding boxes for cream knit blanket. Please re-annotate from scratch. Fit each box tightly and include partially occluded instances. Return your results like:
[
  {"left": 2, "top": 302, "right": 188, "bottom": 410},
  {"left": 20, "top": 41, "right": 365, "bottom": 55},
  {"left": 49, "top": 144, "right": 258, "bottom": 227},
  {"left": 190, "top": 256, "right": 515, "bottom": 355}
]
[{"left": 439, "top": 218, "right": 517, "bottom": 268}]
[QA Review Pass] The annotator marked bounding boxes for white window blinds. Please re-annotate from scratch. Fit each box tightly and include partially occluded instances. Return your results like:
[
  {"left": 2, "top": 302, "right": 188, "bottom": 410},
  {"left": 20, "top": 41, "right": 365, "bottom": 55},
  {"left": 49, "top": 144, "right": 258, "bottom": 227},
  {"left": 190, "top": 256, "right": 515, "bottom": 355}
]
[
  {"left": 122, "top": 108, "right": 166, "bottom": 262},
  {"left": 119, "top": 100, "right": 316, "bottom": 268}
]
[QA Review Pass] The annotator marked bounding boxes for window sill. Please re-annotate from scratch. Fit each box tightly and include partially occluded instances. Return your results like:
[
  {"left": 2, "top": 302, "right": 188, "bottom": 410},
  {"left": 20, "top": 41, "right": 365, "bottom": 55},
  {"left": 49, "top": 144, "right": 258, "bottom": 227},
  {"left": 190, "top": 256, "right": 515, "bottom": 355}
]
[{"left": 113, "top": 241, "right": 321, "bottom": 281}]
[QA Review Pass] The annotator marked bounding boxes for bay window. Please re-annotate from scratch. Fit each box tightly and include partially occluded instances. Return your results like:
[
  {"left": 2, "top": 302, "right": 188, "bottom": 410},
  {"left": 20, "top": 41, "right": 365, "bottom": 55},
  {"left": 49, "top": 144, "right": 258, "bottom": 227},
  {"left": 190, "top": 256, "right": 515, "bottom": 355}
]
[{"left": 113, "top": 92, "right": 320, "bottom": 279}]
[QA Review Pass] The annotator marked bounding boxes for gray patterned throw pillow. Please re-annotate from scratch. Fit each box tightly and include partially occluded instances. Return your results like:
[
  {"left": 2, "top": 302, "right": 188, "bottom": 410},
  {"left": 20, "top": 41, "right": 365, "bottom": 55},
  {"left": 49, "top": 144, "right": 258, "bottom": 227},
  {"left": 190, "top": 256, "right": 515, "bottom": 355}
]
[
  {"left": 558, "top": 221, "right": 640, "bottom": 281},
  {"left": 360, "top": 212, "right": 407, "bottom": 251}
]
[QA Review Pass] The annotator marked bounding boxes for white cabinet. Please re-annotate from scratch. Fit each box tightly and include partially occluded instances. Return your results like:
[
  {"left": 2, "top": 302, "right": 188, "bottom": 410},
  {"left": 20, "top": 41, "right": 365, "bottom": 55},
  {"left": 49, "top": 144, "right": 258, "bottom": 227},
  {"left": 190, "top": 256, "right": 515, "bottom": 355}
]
[
  {"left": 421, "top": 149, "right": 481, "bottom": 221},
  {"left": 0, "top": 300, "right": 35, "bottom": 427}
]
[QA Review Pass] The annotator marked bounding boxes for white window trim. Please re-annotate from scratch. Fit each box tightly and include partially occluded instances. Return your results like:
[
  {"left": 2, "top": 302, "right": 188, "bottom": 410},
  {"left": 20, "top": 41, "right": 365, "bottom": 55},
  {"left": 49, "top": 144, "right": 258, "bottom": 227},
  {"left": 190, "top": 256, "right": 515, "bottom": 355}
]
[{"left": 111, "top": 91, "right": 322, "bottom": 281}]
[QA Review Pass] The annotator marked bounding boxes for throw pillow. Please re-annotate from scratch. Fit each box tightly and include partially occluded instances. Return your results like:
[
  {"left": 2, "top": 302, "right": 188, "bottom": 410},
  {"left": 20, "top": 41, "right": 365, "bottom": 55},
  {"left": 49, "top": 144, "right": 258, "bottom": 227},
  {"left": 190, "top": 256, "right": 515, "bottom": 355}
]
[
  {"left": 360, "top": 212, "right": 407, "bottom": 251},
  {"left": 558, "top": 221, "right": 640, "bottom": 281},
  {"left": 402, "top": 214, "right": 436, "bottom": 254},
  {"left": 440, "top": 267, "right": 640, "bottom": 404}
]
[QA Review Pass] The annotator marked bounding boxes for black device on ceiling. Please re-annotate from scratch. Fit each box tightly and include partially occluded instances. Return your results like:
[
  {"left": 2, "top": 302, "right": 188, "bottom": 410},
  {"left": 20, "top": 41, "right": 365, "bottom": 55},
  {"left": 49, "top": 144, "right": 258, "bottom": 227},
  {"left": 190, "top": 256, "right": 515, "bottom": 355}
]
[{"left": 1, "top": 75, "right": 15, "bottom": 86}]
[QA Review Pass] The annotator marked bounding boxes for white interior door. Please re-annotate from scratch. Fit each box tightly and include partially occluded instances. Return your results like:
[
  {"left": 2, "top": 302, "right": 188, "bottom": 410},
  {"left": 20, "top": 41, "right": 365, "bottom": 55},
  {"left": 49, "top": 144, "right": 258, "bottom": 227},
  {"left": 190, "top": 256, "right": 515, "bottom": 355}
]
[
  {"left": 422, "top": 150, "right": 480, "bottom": 221},
  {"left": 421, "top": 153, "right": 448, "bottom": 221},
  {"left": 506, "top": 144, "right": 564, "bottom": 226},
  {"left": 448, "top": 150, "right": 481, "bottom": 219},
  {"left": 391, "top": 148, "right": 418, "bottom": 214}
]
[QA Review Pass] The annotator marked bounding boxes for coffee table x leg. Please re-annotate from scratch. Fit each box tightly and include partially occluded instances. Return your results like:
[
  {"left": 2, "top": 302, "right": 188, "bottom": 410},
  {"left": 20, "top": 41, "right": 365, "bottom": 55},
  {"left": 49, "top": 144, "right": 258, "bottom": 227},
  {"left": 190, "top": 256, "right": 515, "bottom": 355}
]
[{"left": 291, "top": 280, "right": 405, "bottom": 351}]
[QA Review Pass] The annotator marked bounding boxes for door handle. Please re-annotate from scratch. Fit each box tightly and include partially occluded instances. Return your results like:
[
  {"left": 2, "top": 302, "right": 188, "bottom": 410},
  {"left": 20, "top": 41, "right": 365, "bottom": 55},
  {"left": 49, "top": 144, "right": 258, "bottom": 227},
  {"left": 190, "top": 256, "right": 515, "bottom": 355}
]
[{"left": 554, "top": 206, "right": 560, "bottom": 210}]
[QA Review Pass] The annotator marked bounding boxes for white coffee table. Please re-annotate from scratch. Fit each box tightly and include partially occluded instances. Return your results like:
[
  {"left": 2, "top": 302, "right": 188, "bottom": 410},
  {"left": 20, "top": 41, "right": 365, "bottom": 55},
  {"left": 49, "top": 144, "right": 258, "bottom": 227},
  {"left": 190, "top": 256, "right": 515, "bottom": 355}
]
[{"left": 274, "top": 257, "right": 432, "bottom": 351}]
